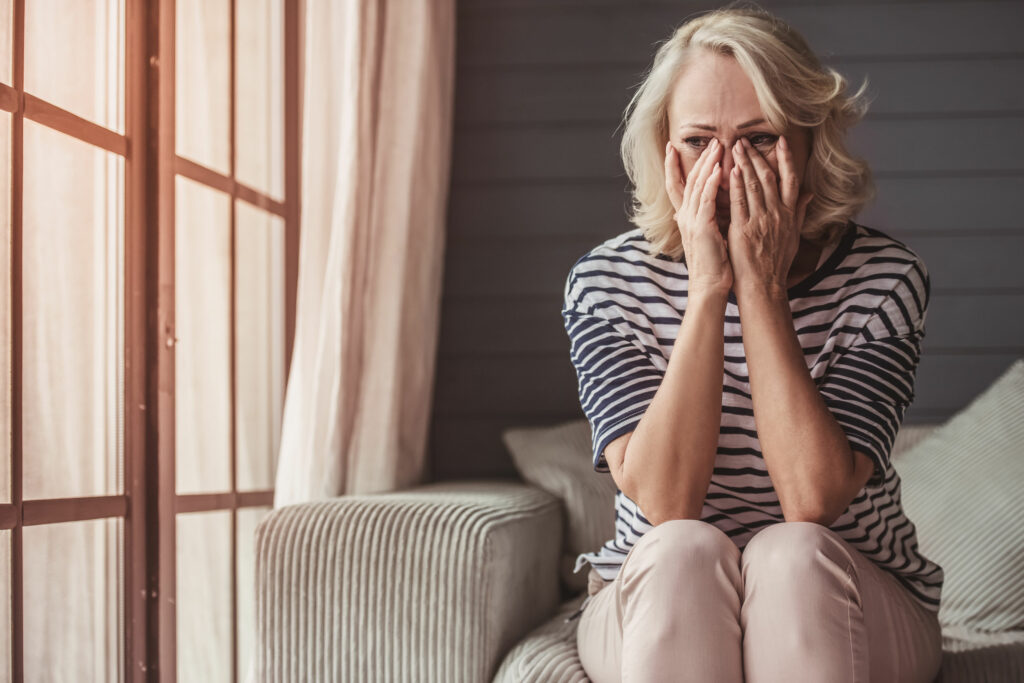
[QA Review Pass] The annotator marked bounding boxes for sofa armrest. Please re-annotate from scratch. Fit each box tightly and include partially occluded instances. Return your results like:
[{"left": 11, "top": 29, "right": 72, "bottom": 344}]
[{"left": 254, "top": 480, "right": 563, "bottom": 683}]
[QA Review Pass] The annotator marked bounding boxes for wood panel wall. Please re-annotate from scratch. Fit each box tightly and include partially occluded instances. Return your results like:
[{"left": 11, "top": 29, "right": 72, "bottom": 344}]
[{"left": 430, "top": 0, "right": 1024, "bottom": 481}]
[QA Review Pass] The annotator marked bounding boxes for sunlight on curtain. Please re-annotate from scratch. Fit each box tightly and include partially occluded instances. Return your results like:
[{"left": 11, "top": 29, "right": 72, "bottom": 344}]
[
  {"left": 0, "top": 531, "right": 9, "bottom": 683},
  {"left": 176, "top": 0, "right": 229, "bottom": 175},
  {"left": 27, "top": 1, "right": 125, "bottom": 133},
  {"left": 22, "top": 120, "right": 124, "bottom": 501},
  {"left": 0, "top": 2, "right": 10, "bottom": 676},
  {"left": 0, "top": 0, "right": 281, "bottom": 677},
  {"left": 176, "top": 511, "right": 232, "bottom": 681},
  {"left": 23, "top": 520, "right": 122, "bottom": 681},
  {"left": 18, "top": 0, "right": 125, "bottom": 680},
  {"left": 0, "top": 113, "right": 9, "bottom": 683},
  {"left": 0, "top": 9, "right": 12, "bottom": 679},
  {"left": 232, "top": 3, "right": 285, "bottom": 671},
  {"left": 176, "top": 0, "right": 284, "bottom": 680},
  {"left": 236, "top": 0, "right": 283, "bottom": 201},
  {"left": 236, "top": 506, "right": 271, "bottom": 679},
  {"left": 175, "top": 175, "right": 233, "bottom": 495},
  {"left": 0, "top": 118, "right": 11, "bottom": 511},
  {"left": 0, "top": 1, "right": 11, "bottom": 86},
  {"left": 235, "top": 200, "right": 284, "bottom": 493},
  {"left": 174, "top": 175, "right": 233, "bottom": 681}
]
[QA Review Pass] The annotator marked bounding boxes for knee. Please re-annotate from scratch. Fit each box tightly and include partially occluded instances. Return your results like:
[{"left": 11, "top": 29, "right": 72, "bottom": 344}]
[
  {"left": 623, "top": 519, "right": 739, "bottom": 578},
  {"left": 742, "top": 521, "right": 854, "bottom": 586}
]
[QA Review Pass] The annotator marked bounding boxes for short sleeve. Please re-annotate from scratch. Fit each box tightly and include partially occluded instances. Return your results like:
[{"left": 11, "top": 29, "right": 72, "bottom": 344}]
[
  {"left": 818, "top": 268, "right": 929, "bottom": 488},
  {"left": 562, "top": 300, "right": 664, "bottom": 473}
]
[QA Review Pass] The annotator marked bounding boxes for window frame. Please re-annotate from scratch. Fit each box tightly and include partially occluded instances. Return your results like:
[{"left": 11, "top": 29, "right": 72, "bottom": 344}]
[{"left": 1, "top": 0, "right": 302, "bottom": 680}]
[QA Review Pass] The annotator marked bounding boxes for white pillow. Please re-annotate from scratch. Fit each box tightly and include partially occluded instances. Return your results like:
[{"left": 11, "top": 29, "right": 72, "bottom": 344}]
[
  {"left": 896, "top": 358, "right": 1024, "bottom": 642},
  {"left": 502, "top": 419, "right": 617, "bottom": 595}
]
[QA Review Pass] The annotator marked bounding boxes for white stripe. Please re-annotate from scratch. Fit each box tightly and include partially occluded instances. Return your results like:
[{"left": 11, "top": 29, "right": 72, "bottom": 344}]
[{"left": 564, "top": 223, "right": 943, "bottom": 614}]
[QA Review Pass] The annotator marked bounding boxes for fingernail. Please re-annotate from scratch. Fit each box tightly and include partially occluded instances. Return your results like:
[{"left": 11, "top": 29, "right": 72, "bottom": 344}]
[{"left": 779, "top": 135, "right": 787, "bottom": 149}]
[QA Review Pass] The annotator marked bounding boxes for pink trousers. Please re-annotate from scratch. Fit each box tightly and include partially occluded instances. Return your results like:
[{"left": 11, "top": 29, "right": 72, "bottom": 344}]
[{"left": 575, "top": 520, "right": 942, "bottom": 683}]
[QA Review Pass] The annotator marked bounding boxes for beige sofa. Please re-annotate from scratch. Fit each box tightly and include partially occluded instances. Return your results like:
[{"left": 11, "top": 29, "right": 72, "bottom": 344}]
[{"left": 253, "top": 360, "right": 1024, "bottom": 682}]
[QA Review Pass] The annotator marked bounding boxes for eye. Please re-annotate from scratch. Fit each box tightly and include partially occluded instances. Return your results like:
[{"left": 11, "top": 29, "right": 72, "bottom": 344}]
[
  {"left": 683, "top": 136, "right": 709, "bottom": 150},
  {"left": 747, "top": 133, "right": 778, "bottom": 147}
]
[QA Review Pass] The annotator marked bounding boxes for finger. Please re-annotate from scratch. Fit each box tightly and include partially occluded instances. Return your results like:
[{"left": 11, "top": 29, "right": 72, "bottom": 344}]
[
  {"left": 664, "top": 142, "right": 685, "bottom": 211},
  {"left": 695, "top": 161, "right": 722, "bottom": 225},
  {"left": 732, "top": 139, "right": 765, "bottom": 214},
  {"left": 684, "top": 139, "right": 722, "bottom": 216},
  {"left": 796, "top": 192, "right": 814, "bottom": 231},
  {"left": 729, "top": 164, "right": 749, "bottom": 223},
  {"left": 678, "top": 139, "right": 716, "bottom": 211},
  {"left": 739, "top": 137, "right": 779, "bottom": 214},
  {"left": 675, "top": 142, "right": 703, "bottom": 210},
  {"left": 666, "top": 141, "right": 703, "bottom": 213},
  {"left": 776, "top": 134, "right": 800, "bottom": 211}
]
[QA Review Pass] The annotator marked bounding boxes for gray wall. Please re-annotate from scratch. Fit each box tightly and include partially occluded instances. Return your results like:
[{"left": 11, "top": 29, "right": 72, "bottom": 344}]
[{"left": 429, "top": 0, "right": 1024, "bottom": 482}]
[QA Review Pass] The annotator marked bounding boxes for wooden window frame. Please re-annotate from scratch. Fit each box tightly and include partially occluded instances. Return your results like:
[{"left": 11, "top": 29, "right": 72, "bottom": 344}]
[{"left": 2, "top": 0, "right": 302, "bottom": 680}]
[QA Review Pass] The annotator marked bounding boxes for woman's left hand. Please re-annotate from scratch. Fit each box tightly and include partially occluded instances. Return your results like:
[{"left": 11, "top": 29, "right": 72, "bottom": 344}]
[{"left": 727, "top": 135, "right": 814, "bottom": 296}]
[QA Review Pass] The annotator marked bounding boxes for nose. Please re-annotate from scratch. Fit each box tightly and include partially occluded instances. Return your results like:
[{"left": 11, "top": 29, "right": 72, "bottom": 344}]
[
  {"left": 717, "top": 143, "right": 737, "bottom": 204},
  {"left": 719, "top": 142, "right": 736, "bottom": 183}
]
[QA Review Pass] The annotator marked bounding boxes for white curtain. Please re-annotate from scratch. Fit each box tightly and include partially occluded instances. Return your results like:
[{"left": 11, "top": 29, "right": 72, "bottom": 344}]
[
  {"left": 272, "top": 0, "right": 456, "bottom": 507},
  {"left": 18, "top": 1, "right": 124, "bottom": 680},
  {"left": 12, "top": 0, "right": 282, "bottom": 679},
  {"left": 5, "top": 0, "right": 455, "bottom": 678},
  {"left": 175, "top": 0, "right": 285, "bottom": 681}
]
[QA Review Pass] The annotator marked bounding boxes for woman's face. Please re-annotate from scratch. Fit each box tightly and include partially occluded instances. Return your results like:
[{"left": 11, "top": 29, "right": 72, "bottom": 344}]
[{"left": 666, "top": 49, "right": 811, "bottom": 235}]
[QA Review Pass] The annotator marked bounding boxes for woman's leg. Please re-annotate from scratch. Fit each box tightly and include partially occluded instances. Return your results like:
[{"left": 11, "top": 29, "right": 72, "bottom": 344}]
[
  {"left": 575, "top": 568, "right": 621, "bottom": 683},
  {"left": 740, "top": 521, "right": 943, "bottom": 683},
  {"left": 576, "top": 519, "right": 745, "bottom": 683}
]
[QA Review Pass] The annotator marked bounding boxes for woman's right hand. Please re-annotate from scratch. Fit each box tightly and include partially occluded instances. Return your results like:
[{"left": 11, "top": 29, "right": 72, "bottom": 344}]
[{"left": 664, "top": 138, "right": 733, "bottom": 296}]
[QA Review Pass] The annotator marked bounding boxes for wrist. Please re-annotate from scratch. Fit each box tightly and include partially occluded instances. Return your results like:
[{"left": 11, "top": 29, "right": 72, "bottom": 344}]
[
  {"left": 686, "top": 285, "right": 731, "bottom": 307},
  {"left": 735, "top": 280, "right": 788, "bottom": 304}
]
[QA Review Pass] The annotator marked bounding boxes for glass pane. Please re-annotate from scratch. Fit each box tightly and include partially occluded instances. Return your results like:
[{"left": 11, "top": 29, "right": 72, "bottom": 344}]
[
  {"left": 177, "top": 510, "right": 231, "bottom": 682},
  {"left": 0, "top": 1, "right": 11, "bottom": 86},
  {"left": 25, "top": 0, "right": 126, "bottom": 134},
  {"left": 23, "top": 120, "right": 124, "bottom": 500},
  {"left": 235, "top": 201, "right": 284, "bottom": 491},
  {"left": 176, "top": 0, "right": 230, "bottom": 174},
  {"left": 0, "top": 112, "right": 10, "bottom": 503},
  {"left": 23, "top": 518, "right": 123, "bottom": 682},
  {"left": 235, "top": 0, "right": 284, "bottom": 200},
  {"left": 0, "top": 529, "right": 9, "bottom": 683},
  {"left": 175, "top": 176, "right": 231, "bottom": 494},
  {"left": 237, "top": 506, "right": 270, "bottom": 681}
]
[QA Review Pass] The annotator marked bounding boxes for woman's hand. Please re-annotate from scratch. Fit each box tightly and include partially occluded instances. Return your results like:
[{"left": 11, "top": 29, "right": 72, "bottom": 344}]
[
  {"left": 726, "top": 135, "right": 814, "bottom": 297},
  {"left": 664, "top": 138, "right": 733, "bottom": 296}
]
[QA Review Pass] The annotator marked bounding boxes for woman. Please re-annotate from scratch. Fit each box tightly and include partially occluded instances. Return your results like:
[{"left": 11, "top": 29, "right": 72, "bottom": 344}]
[{"left": 563, "top": 6, "right": 944, "bottom": 683}]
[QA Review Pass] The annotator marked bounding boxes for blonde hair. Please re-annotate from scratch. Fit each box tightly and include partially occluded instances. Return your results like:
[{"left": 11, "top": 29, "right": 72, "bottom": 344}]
[{"left": 620, "top": 2, "right": 875, "bottom": 260}]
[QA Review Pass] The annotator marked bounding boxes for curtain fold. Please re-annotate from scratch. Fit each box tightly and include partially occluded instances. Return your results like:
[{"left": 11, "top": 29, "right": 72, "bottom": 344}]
[{"left": 272, "top": 0, "right": 456, "bottom": 507}]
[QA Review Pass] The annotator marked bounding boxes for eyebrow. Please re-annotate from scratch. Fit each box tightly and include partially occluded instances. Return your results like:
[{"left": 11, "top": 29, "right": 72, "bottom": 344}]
[{"left": 680, "top": 118, "right": 766, "bottom": 132}]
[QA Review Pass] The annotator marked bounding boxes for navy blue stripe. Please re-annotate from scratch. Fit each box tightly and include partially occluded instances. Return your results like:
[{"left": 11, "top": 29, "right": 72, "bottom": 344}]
[{"left": 566, "top": 223, "right": 942, "bottom": 613}]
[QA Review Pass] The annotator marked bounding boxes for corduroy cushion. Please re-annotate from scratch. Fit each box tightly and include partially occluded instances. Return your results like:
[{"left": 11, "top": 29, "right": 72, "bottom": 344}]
[
  {"left": 897, "top": 358, "right": 1024, "bottom": 646},
  {"left": 503, "top": 419, "right": 618, "bottom": 595}
]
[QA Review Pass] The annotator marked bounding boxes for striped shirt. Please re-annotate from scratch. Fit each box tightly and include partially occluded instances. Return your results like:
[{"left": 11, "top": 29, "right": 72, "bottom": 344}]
[{"left": 562, "top": 220, "right": 944, "bottom": 614}]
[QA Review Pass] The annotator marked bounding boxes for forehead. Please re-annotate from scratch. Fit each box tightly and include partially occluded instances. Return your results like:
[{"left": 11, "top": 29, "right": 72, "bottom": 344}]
[{"left": 667, "top": 50, "right": 766, "bottom": 128}]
